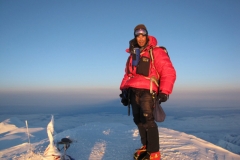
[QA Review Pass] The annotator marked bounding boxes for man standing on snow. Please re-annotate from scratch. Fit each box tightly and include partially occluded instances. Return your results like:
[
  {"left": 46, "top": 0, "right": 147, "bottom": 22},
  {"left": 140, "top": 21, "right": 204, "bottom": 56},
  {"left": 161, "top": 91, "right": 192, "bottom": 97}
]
[{"left": 119, "top": 24, "right": 176, "bottom": 160}]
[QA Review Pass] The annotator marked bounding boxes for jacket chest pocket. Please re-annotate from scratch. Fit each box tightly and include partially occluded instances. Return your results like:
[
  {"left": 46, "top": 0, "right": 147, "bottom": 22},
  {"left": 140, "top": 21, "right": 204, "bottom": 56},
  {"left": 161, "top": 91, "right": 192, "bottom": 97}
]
[{"left": 136, "top": 56, "right": 150, "bottom": 76}]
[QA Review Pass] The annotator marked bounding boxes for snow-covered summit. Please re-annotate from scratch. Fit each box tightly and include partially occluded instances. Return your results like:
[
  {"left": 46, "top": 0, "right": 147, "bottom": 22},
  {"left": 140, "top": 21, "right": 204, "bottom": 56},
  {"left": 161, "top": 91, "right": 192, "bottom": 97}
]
[{"left": 0, "top": 115, "right": 240, "bottom": 160}]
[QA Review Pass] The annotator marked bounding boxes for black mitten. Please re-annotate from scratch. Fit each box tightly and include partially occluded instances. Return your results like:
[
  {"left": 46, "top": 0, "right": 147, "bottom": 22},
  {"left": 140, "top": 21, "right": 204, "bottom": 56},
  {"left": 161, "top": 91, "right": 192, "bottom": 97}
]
[
  {"left": 158, "top": 93, "right": 169, "bottom": 103},
  {"left": 119, "top": 89, "right": 129, "bottom": 106}
]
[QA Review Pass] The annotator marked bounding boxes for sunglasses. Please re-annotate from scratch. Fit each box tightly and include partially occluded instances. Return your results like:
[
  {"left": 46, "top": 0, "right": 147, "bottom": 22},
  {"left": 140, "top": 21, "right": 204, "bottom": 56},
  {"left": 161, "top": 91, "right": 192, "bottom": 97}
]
[{"left": 134, "top": 29, "right": 147, "bottom": 36}]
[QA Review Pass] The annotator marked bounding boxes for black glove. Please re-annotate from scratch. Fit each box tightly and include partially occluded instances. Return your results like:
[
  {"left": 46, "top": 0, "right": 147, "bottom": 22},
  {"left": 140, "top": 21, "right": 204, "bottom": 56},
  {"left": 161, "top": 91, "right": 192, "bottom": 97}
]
[
  {"left": 119, "top": 89, "right": 129, "bottom": 106},
  {"left": 158, "top": 93, "right": 169, "bottom": 103}
]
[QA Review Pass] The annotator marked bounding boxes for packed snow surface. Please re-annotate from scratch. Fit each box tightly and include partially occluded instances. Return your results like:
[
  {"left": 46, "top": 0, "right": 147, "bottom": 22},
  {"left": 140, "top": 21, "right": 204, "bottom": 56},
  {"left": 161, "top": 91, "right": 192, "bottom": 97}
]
[{"left": 0, "top": 115, "right": 240, "bottom": 160}]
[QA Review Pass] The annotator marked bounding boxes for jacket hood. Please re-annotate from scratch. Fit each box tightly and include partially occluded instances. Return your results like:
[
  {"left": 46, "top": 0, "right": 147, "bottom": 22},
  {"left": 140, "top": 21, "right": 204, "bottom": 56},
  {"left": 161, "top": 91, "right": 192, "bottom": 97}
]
[{"left": 125, "top": 35, "right": 158, "bottom": 53}]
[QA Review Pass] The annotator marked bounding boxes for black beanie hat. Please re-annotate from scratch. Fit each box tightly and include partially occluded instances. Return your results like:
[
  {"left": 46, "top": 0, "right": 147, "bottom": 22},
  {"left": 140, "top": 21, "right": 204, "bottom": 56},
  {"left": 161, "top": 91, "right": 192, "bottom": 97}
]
[
  {"left": 134, "top": 24, "right": 147, "bottom": 31},
  {"left": 134, "top": 24, "right": 148, "bottom": 36}
]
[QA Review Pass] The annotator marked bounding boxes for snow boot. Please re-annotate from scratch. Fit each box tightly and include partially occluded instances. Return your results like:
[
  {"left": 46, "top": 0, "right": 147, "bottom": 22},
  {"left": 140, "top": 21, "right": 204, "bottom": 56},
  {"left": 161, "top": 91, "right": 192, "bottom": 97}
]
[
  {"left": 141, "top": 151, "right": 161, "bottom": 160},
  {"left": 133, "top": 145, "right": 147, "bottom": 159}
]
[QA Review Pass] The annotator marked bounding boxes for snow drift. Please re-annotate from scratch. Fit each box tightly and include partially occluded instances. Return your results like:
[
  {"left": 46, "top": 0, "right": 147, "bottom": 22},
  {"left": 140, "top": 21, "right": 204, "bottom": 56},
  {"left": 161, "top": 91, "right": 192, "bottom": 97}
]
[{"left": 0, "top": 115, "right": 240, "bottom": 160}]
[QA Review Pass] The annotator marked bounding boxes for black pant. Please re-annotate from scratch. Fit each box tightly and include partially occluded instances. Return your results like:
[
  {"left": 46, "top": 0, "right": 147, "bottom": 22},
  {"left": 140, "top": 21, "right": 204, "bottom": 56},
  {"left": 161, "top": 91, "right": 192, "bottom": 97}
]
[{"left": 130, "top": 88, "right": 159, "bottom": 153}]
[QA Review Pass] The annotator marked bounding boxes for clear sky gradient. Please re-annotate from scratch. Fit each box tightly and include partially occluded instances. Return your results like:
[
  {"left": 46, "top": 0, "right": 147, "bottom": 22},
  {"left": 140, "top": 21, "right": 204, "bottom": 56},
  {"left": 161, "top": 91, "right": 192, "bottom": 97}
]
[{"left": 0, "top": 0, "right": 240, "bottom": 107}]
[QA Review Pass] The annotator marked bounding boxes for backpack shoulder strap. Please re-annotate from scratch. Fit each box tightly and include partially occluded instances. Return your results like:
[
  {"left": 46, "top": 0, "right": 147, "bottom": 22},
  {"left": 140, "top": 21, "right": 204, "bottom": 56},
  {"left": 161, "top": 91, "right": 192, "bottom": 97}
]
[
  {"left": 149, "top": 47, "right": 159, "bottom": 80},
  {"left": 147, "top": 46, "right": 169, "bottom": 94},
  {"left": 147, "top": 47, "right": 159, "bottom": 94},
  {"left": 149, "top": 47, "right": 154, "bottom": 63},
  {"left": 149, "top": 46, "right": 169, "bottom": 78}
]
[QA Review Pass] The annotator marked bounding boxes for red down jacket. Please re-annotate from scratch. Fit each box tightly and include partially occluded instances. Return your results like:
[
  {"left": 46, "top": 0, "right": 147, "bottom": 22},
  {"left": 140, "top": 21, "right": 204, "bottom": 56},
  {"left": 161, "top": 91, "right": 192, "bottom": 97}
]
[{"left": 120, "top": 35, "right": 176, "bottom": 95}]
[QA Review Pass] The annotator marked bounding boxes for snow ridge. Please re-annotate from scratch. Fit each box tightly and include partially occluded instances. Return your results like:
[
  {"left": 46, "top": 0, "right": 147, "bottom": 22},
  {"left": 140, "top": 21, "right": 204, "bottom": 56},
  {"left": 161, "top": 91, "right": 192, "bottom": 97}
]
[
  {"left": 218, "top": 134, "right": 240, "bottom": 155},
  {"left": 0, "top": 117, "right": 25, "bottom": 134},
  {"left": 0, "top": 115, "right": 240, "bottom": 160},
  {"left": 1, "top": 121, "right": 240, "bottom": 160}
]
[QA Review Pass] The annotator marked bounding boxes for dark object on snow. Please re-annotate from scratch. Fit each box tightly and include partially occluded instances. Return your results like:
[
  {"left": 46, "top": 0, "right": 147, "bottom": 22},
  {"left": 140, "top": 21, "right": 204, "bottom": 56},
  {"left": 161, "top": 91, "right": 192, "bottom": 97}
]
[
  {"left": 57, "top": 138, "right": 75, "bottom": 160},
  {"left": 57, "top": 138, "right": 72, "bottom": 150}
]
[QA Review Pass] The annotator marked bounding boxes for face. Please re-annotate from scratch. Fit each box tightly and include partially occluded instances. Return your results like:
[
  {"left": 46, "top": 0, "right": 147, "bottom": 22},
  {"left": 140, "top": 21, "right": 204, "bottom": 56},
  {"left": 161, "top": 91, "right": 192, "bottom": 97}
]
[{"left": 136, "top": 34, "right": 147, "bottom": 47}]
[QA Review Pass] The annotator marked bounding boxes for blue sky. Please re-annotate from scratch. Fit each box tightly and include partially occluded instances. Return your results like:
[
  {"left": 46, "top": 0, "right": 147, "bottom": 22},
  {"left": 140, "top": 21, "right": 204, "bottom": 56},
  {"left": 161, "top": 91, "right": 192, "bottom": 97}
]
[{"left": 0, "top": 0, "right": 240, "bottom": 107}]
